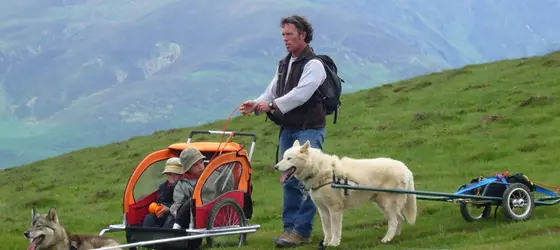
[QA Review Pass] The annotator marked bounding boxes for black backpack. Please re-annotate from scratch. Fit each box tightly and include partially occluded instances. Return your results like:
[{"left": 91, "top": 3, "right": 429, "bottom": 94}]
[{"left": 307, "top": 54, "right": 344, "bottom": 124}]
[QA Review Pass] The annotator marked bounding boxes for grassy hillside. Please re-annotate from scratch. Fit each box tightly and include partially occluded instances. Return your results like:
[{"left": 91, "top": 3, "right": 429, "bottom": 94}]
[{"left": 1, "top": 51, "right": 560, "bottom": 249}]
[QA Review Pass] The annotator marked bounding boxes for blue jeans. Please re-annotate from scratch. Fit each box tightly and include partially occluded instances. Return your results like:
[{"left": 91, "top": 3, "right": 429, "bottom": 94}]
[{"left": 279, "top": 126, "right": 326, "bottom": 238}]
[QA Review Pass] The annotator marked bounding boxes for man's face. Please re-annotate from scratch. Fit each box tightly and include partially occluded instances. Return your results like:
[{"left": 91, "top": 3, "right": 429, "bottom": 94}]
[{"left": 282, "top": 23, "right": 305, "bottom": 53}]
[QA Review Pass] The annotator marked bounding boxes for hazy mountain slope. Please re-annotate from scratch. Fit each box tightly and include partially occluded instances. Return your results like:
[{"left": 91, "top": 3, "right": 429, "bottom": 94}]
[
  {"left": 1, "top": 0, "right": 560, "bottom": 168},
  {"left": 1, "top": 51, "right": 559, "bottom": 249}
]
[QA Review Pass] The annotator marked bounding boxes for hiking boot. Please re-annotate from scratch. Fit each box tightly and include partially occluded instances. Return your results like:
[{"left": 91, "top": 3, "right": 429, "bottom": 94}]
[
  {"left": 272, "top": 231, "right": 292, "bottom": 242},
  {"left": 275, "top": 231, "right": 312, "bottom": 248}
]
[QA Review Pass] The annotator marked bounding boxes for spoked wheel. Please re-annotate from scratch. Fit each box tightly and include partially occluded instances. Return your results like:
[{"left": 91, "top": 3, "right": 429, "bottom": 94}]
[
  {"left": 457, "top": 184, "right": 492, "bottom": 222},
  {"left": 502, "top": 183, "right": 535, "bottom": 221},
  {"left": 206, "top": 198, "right": 248, "bottom": 248},
  {"left": 459, "top": 201, "right": 492, "bottom": 222}
]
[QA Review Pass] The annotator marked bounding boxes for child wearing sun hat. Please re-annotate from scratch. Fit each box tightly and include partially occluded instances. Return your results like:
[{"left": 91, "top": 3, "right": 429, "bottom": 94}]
[{"left": 143, "top": 157, "right": 184, "bottom": 228}]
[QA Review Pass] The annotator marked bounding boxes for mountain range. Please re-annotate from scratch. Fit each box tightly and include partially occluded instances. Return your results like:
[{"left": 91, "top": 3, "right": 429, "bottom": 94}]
[{"left": 1, "top": 0, "right": 560, "bottom": 168}]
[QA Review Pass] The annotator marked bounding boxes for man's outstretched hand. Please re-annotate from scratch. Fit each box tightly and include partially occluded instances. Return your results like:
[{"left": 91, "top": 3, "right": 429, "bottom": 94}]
[
  {"left": 240, "top": 100, "right": 273, "bottom": 115},
  {"left": 239, "top": 100, "right": 257, "bottom": 115}
]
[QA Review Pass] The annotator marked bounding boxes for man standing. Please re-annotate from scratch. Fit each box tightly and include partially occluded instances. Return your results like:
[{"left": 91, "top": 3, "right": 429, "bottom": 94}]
[{"left": 240, "top": 14, "right": 327, "bottom": 248}]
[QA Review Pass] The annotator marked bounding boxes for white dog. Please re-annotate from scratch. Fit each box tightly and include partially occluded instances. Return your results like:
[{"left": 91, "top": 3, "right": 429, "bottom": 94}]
[{"left": 274, "top": 140, "right": 417, "bottom": 247}]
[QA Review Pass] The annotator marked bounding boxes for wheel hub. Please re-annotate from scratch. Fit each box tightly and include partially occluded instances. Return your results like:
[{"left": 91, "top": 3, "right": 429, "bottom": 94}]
[{"left": 512, "top": 198, "right": 526, "bottom": 207}]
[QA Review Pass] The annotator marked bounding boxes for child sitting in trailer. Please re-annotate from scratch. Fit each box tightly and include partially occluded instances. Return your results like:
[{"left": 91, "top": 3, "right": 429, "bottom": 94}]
[
  {"left": 170, "top": 147, "right": 236, "bottom": 229},
  {"left": 142, "top": 157, "right": 183, "bottom": 228},
  {"left": 170, "top": 148, "right": 207, "bottom": 229}
]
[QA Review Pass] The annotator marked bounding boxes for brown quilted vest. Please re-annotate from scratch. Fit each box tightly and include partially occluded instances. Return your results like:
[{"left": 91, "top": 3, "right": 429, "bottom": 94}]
[{"left": 274, "top": 45, "right": 325, "bottom": 129}]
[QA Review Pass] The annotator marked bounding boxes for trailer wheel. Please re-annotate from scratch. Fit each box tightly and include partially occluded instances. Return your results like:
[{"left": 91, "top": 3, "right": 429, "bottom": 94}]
[
  {"left": 456, "top": 184, "right": 492, "bottom": 222},
  {"left": 502, "top": 183, "right": 535, "bottom": 221},
  {"left": 459, "top": 202, "right": 492, "bottom": 222},
  {"left": 206, "top": 198, "right": 248, "bottom": 248}
]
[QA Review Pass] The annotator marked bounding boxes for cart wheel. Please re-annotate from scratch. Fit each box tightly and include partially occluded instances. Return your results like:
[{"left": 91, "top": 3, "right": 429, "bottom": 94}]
[
  {"left": 206, "top": 198, "right": 248, "bottom": 248},
  {"left": 459, "top": 202, "right": 492, "bottom": 222},
  {"left": 456, "top": 184, "right": 492, "bottom": 222},
  {"left": 502, "top": 183, "right": 535, "bottom": 221}
]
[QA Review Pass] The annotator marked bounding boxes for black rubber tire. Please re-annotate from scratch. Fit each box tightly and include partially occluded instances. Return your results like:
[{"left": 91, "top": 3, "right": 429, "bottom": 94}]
[
  {"left": 456, "top": 184, "right": 492, "bottom": 222},
  {"left": 206, "top": 198, "right": 248, "bottom": 248},
  {"left": 460, "top": 202, "right": 492, "bottom": 222},
  {"left": 502, "top": 183, "right": 535, "bottom": 221}
]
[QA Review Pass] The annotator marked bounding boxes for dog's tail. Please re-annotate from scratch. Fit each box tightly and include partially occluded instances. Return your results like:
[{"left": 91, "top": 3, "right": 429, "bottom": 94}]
[{"left": 402, "top": 175, "right": 417, "bottom": 224}]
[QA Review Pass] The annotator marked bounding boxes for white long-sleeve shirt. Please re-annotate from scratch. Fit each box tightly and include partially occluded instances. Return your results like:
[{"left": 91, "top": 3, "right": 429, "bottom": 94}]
[{"left": 255, "top": 56, "right": 326, "bottom": 114}]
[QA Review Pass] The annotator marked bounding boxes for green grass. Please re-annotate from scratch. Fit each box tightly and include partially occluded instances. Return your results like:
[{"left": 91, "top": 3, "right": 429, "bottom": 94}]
[{"left": 1, "top": 51, "right": 560, "bottom": 250}]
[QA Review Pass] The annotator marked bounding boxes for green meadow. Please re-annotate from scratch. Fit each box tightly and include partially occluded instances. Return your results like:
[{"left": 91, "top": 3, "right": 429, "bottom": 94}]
[{"left": 1, "top": 51, "right": 559, "bottom": 250}]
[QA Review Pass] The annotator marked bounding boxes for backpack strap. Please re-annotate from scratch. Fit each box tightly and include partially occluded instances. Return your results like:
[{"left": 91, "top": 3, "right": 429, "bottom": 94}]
[
  {"left": 274, "top": 126, "right": 283, "bottom": 164},
  {"left": 300, "top": 55, "right": 340, "bottom": 124},
  {"left": 333, "top": 108, "right": 338, "bottom": 124}
]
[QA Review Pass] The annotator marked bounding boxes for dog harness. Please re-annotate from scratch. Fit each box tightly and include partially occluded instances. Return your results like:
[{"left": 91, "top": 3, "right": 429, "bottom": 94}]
[
  {"left": 301, "top": 169, "right": 355, "bottom": 200},
  {"left": 332, "top": 172, "right": 354, "bottom": 196}
]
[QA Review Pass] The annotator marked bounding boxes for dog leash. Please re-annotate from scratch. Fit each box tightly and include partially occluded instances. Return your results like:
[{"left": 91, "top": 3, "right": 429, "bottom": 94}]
[
  {"left": 207, "top": 103, "right": 244, "bottom": 162},
  {"left": 208, "top": 101, "right": 261, "bottom": 162}
]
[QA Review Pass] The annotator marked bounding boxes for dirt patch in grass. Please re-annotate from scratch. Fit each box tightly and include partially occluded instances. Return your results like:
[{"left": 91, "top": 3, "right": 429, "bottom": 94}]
[
  {"left": 466, "top": 151, "right": 510, "bottom": 162},
  {"left": 480, "top": 115, "right": 504, "bottom": 124},
  {"left": 393, "top": 85, "right": 408, "bottom": 92},
  {"left": 541, "top": 57, "right": 560, "bottom": 67},
  {"left": 446, "top": 67, "right": 473, "bottom": 79},
  {"left": 377, "top": 124, "right": 389, "bottom": 131},
  {"left": 23, "top": 196, "right": 59, "bottom": 208},
  {"left": 95, "top": 189, "right": 115, "bottom": 200},
  {"left": 532, "top": 226, "right": 560, "bottom": 236},
  {"left": 517, "top": 141, "right": 547, "bottom": 153},
  {"left": 392, "top": 81, "right": 433, "bottom": 93},
  {"left": 414, "top": 112, "right": 458, "bottom": 122},
  {"left": 407, "top": 81, "right": 433, "bottom": 92},
  {"left": 400, "top": 138, "right": 427, "bottom": 148},
  {"left": 519, "top": 96, "right": 556, "bottom": 107},
  {"left": 462, "top": 84, "right": 489, "bottom": 91}
]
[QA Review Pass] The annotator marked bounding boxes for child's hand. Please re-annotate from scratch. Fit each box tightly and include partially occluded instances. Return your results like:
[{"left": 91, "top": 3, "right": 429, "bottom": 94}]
[{"left": 156, "top": 205, "right": 170, "bottom": 218}]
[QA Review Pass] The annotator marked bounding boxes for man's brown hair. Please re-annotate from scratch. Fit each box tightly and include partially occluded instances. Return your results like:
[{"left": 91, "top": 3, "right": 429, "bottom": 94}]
[{"left": 280, "top": 14, "right": 314, "bottom": 43}]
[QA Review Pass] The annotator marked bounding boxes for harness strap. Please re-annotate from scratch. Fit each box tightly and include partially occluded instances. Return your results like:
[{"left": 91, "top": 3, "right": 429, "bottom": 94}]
[
  {"left": 332, "top": 171, "right": 352, "bottom": 195},
  {"left": 302, "top": 167, "right": 355, "bottom": 199},
  {"left": 311, "top": 181, "right": 334, "bottom": 191},
  {"left": 302, "top": 180, "right": 336, "bottom": 200}
]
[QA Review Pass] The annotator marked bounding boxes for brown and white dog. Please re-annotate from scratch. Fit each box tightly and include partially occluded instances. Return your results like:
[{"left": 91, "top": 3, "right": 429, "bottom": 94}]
[{"left": 24, "top": 207, "right": 122, "bottom": 250}]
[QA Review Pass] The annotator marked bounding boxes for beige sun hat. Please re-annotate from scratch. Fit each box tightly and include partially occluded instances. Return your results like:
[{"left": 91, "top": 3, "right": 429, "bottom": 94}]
[
  {"left": 180, "top": 147, "right": 206, "bottom": 173},
  {"left": 161, "top": 157, "right": 184, "bottom": 175}
]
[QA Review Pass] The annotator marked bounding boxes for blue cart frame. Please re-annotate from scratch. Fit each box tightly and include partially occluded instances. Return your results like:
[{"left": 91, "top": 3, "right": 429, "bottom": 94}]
[{"left": 331, "top": 172, "right": 560, "bottom": 222}]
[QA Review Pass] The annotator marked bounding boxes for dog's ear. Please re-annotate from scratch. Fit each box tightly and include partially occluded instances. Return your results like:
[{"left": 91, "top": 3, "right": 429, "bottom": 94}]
[
  {"left": 292, "top": 140, "right": 300, "bottom": 147},
  {"left": 31, "top": 208, "right": 37, "bottom": 220},
  {"left": 46, "top": 207, "right": 59, "bottom": 224},
  {"left": 300, "top": 140, "right": 311, "bottom": 153}
]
